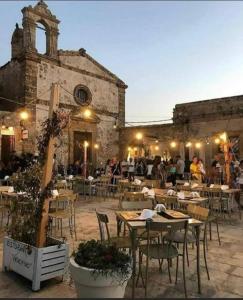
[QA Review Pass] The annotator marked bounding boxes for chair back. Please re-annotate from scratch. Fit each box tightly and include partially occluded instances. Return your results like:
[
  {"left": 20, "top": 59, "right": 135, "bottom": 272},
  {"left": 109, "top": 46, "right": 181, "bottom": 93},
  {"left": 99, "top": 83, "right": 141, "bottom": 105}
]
[
  {"left": 144, "top": 179, "right": 160, "bottom": 188},
  {"left": 120, "top": 198, "right": 154, "bottom": 210},
  {"left": 118, "top": 181, "right": 131, "bottom": 193},
  {"left": 145, "top": 219, "right": 188, "bottom": 251},
  {"left": 96, "top": 211, "right": 110, "bottom": 242},
  {"left": 155, "top": 195, "right": 177, "bottom": 209},
  {"left": 123, "top": 191, "right": 144, "bottom": 201},
  {"left": 187, "top": 204, "right": 209, "bottom": 222},
  {"left": 55, "top": 181, "right": 67, "bottom": 190}
]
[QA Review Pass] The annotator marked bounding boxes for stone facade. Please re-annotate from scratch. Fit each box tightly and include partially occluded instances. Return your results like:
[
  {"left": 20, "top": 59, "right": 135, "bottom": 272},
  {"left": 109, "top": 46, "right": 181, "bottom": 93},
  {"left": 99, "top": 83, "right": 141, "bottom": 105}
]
[
  {"left": 0, "top": 0, "right": 127, "bottom": 167},
  {"left": 120, "top": 95, "right": 243, "bottom": 168}
]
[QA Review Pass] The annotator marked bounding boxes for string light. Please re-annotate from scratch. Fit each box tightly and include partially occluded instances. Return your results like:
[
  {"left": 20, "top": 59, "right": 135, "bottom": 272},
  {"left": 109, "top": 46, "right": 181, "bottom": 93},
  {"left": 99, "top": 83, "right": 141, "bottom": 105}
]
[
  {"left": 128, "top": 147, "right": 131, "bottom": 151},
  {"left": 195, "top": 142, "right": 201, "bottom": 149},
  {"left": 94, "top": 143, "right": 99, "bottom": 149},
  {"left": 186, "top": 142, "right": 192, "bottom": 147},
  {"left": 19, "top": 110, "right": 29, "bottom": 120},
  {"left": 170, "top": 141, "right": 176, "bottom": 148},
  {"left": 155, "top": 145, "right": 159, "bottom": 151},
  {"left": 220, "top": 132, "right": 227, "bottom": 142},
  {"left": 84, "top": 141, "right": 89, "bottom": 148},
  {"left": 135, "top": 132, "right": 143, "bottom": 140},
  {"left": 83, "top": 109, "right": 91, "bottom": 118},
  {"left": 215, "top": 138, "right": 220, "bottom": 144}
]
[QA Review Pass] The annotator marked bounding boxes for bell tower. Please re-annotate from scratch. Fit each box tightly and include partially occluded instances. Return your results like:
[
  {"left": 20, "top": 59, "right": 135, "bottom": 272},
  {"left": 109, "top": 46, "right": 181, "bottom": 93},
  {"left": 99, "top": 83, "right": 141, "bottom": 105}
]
[{"left": 21, "top": 0, "right": 60, "bottom": 58}]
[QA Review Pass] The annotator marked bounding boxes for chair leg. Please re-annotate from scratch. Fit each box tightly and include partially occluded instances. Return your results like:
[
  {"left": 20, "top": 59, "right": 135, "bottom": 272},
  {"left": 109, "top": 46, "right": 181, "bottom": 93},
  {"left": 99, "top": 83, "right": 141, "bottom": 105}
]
[
  {"left": 203, "top": 239, "right": 210, "bottom": 281},
  {"left": 215, "top": 219, "right": 221, "bottom": 246},
  {"left": 182, "top": 251, "right": 188, "bottom": 298},
  {"left": 145, "top": 254, "right": 149, "bottom": 297},
  {"left": 136, "top": 251, "right": 145, "bottom": 288},
  {"left": 167, "top": 259, "right": 172, "bottom": 283},
  {"left": 209, "top": 222, "right": 212, "bottom": 241},
  {"left": 175, "top": 256, "right": 179, "bottom": 284},
  {"left": 186, "top": 242, "right": 189, "bottom": 267}
]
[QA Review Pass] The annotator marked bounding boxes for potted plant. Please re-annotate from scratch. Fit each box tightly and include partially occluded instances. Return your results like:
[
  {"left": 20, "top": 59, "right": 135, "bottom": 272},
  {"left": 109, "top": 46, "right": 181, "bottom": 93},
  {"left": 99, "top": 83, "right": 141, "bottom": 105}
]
[
  {"left": 2, "top": 86, "right": 70, "bottom": 291},
  {"left": 70, "top": 240, "right": 132, "bottom": 298}
]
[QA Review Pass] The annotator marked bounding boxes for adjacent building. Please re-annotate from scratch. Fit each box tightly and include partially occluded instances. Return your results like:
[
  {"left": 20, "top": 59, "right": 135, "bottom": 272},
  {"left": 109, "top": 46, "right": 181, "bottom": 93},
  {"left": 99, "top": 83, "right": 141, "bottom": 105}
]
[{"left": 120, "top": 95, "right": 243, "bottom": 168}]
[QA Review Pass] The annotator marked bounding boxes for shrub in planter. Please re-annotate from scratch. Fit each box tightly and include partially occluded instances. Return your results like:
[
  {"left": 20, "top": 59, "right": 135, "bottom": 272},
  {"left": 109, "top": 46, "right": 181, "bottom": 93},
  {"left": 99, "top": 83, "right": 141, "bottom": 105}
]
[{"left": 70, "top": 240, "right": 132, "bottom": 298}]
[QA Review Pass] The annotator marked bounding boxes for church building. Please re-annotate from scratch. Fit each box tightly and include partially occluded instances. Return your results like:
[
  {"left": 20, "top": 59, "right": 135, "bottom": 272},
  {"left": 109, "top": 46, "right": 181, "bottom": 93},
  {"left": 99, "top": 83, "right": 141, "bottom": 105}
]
[{"left": 0, "top": 0, "right": 127, "bottom": 168}]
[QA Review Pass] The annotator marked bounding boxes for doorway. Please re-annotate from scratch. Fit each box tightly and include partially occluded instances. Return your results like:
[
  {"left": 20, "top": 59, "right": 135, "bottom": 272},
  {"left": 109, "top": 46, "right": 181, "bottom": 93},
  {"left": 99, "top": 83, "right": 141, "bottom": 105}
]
[
  {"left": 1, "top": 135, "right": 15, "bottom": 165},
  {"left": 73, "top": 131, "right": 92, "bottom": 164}
]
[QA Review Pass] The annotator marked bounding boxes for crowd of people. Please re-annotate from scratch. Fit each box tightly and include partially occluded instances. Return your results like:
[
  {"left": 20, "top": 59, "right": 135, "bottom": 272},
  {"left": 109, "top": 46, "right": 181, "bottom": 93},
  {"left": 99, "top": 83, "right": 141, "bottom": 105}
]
[
  {"left": 2, "top": 151, "right": 243, "bottom": 191},
  {"left": 0, "top": 151, "right": 38, "bottom": 179}
]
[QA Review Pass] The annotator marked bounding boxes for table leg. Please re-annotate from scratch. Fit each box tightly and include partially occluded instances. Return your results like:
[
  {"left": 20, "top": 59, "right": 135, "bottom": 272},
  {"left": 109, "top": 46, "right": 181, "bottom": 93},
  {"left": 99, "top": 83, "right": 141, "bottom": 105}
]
[
  {"left": 130, "top": 228, "right": 137, "bottom": 299},
  {"left": 116, "top": 217, "right": 122, "bottom": 237},
  {"left": 195, "top": 225, "right": 201, "bottom": 294}
]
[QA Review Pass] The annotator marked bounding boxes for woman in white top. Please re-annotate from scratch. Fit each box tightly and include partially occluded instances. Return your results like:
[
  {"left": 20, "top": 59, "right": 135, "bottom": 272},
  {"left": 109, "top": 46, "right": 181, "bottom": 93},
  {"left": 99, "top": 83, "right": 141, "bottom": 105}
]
[{"left": 128, "top": 157, "right": 135, "bottom": 182}]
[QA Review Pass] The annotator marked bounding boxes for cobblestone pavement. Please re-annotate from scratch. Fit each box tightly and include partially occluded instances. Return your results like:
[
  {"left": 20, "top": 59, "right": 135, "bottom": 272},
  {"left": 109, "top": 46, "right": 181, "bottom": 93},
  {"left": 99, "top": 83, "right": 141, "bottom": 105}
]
[{"left": 0, "top": 196, "right": 243, "bottom": 298}]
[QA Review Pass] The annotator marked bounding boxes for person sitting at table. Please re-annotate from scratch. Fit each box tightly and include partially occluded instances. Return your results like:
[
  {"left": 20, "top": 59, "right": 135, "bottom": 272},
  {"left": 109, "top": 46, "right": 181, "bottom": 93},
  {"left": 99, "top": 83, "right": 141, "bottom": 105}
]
[
  {"left": 0, "top": 161, "right": 7, "bottom": 180},
  {"left": 190, "top": 156, "right": 202, "bottom": 182}
]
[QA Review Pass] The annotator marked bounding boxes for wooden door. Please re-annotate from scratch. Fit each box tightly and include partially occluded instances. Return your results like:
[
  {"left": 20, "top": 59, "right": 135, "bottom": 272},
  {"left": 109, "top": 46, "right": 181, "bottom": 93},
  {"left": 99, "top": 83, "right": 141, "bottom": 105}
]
[{"left": 1, "top": 135, "right": 15, "bottom": 165}]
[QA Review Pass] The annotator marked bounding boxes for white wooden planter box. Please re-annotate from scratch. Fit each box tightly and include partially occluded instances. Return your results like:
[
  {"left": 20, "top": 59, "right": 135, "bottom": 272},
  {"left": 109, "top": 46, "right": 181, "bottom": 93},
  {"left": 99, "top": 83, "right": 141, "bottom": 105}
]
[{"left": 2, "top": 236, "right": 69, "bottom": 291}]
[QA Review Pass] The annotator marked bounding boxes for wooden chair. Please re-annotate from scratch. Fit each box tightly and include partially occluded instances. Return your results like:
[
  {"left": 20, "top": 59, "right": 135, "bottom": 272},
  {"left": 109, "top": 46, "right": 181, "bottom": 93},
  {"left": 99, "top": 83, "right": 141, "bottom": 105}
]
[
  {"left": 96, "top": 211, "right": 132, "bottom": 249},
  {"left": 119, "top": 192, "right": 154, "bottom": 210},
  {"left": 55, "top": 180, "right": 68, "bottom": 190},
  {"left": 144, "top": 179, "right": 161, "bottom": 188},
  {"left": 49, "top": 193, "right": 77, "bottom": 240},
  {"left": 95, "top": 176, "right": 111, "bottom": 199},
  {"left": 138, "top": 220, "right": 189, "bottom": 298},
  {"left": 202, "top": 187, "right": 221, "bottom": 245},
  {"left": 165, "top": 205, "right": 210, "bottom": 281},
  {"left": 155, "top": 195, "right": 178, "bottom": 210}
]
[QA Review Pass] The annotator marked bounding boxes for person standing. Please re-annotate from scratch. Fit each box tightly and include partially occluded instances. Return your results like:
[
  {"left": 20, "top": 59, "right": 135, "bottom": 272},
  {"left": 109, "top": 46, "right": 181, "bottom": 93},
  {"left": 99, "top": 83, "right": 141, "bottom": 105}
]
[
  {"left": 190, "top": 156, "right": 202, "bottom": 182},
  {"left": 121, "top": 158, "right": 128, "bottom": 178},
  {"left": 176, "top": 155, "right": 185, "bottom": 179},
  {"left": 146, "top": 158, "right": 153, "bottom": 179},
  {"left": 128, "top": 157, "right": 135, "bottom": 182}
]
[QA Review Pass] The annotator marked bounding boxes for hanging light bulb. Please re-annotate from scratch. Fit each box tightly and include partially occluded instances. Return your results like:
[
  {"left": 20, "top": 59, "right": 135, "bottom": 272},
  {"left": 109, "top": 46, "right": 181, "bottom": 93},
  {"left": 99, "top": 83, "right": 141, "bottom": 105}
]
[
  {"left": 195, "top": 142, "right": 201, "bottom": 149},
  {"left": 20, "top": 110, "right": 29, "bottom": 120},
  {"left": 170, "top": 141, "right": 176, "bottom": 148},
  {"left": 215, "top": 138, "right": 220, "bottom": 144},
  {"left": 155, "top": 145, "right": 159, "bottom": 151},
  {"left": 220, "top": 132, "right": 227, "bottom": 143},
  {"left": 83, "top": 109, "right": 91, "bottom": 118},
  {"left": 136, "top": 132, "right": 143, "bottom": 140},
  {"left": 186, "top": 142, "right": 192, "bottom": 147},
  {"left": 94, "top": 143, "right": 99, "bottom": 149}
]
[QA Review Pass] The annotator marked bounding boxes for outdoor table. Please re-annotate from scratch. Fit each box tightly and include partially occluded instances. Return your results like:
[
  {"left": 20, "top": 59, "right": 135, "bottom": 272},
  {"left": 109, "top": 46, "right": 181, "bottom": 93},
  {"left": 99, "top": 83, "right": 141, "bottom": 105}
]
[
  {"left": 115, "top": 210, "right": 203, "bottom": 298},
  {"left": 154, "top": 188, "right": 208, "bottom": 207},
  {"left": 0, "top": 186, "right": 11, "bottom": 192}
]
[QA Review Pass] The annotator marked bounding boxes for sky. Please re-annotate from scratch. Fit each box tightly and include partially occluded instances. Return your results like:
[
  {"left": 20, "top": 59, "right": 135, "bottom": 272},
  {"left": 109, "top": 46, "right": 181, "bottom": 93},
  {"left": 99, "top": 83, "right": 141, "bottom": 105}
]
[{"left": 1, "top": 1, "right": 243, "bottom": 123}]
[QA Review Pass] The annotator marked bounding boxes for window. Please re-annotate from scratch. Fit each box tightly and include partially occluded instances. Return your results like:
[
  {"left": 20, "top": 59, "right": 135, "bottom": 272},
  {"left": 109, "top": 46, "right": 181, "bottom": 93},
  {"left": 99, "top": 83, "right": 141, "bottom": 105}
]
[{"left": 73, "top": 85, "right": 92, "bottom": 106}]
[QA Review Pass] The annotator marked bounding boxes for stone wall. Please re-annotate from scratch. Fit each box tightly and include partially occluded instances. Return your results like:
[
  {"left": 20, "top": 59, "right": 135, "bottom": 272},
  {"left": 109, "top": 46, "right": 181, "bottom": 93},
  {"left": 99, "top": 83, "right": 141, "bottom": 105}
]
[
  {"left": 36, "top": 56, "right": 121, "bottom": 166},
  {"left": 0, "top": 60, "right": 24, "bottom": 111},
  {"left": 120, "top": 103, "right": 243, "bottom": 167}
]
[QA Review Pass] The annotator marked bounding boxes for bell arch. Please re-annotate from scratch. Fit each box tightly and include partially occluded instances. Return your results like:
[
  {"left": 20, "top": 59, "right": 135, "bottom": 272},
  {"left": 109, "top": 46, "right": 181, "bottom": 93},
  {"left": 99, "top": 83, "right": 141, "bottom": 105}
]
[{"left": 21, "top": 0, "right": 60, "bottom": 58}]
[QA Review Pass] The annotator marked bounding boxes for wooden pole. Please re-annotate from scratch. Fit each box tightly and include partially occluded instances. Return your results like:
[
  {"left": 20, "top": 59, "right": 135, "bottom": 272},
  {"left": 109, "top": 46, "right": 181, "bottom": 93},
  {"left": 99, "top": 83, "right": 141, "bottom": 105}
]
[{"left": 36, "top": 83, "right": 60, "bottom": 248}]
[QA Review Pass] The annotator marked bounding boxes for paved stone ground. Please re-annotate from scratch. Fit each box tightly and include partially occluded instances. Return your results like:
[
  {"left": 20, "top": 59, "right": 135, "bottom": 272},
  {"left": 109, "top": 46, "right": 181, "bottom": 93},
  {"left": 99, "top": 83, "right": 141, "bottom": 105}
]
[{"left": 0, "top": 196, "right": 243, "bottom": 298}]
